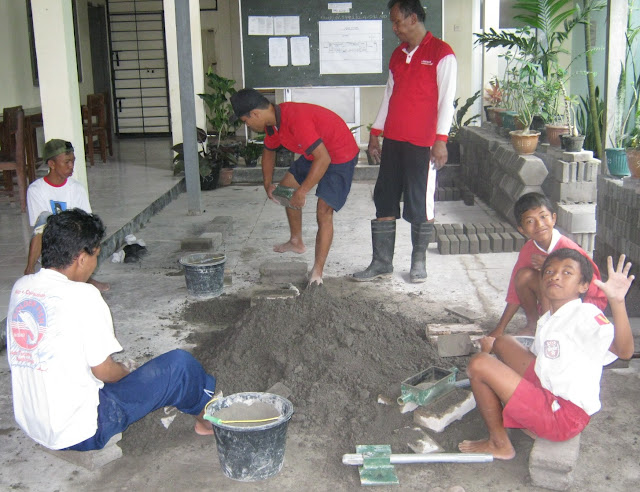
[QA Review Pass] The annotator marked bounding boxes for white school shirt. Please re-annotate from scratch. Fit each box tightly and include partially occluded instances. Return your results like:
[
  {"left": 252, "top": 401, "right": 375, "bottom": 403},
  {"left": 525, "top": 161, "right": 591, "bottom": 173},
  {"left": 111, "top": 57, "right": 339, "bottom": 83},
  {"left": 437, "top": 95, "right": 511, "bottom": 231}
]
[
  {"left": 6, "top": 269, "right": 122, "bottom": 449},
  {"left": 27, "top": 177, "right": 92, "bottom": 227},
  {"left": 532, "top": 299, "right": 617, "bottom": 415}
]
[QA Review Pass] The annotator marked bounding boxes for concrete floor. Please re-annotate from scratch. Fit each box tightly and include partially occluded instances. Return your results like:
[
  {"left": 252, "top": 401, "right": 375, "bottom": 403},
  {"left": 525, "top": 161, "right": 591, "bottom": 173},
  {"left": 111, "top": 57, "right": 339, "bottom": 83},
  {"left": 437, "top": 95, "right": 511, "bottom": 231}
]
[{"left": 1, "top": 139, "right": 639, "bottom": 490}]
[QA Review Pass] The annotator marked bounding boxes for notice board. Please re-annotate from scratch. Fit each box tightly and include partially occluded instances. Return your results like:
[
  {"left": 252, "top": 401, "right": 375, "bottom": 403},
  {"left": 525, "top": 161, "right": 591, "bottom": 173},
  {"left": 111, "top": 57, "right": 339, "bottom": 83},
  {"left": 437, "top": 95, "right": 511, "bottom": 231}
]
[{"left": 239, "top": 0, "right": 443, "bottom": 88}]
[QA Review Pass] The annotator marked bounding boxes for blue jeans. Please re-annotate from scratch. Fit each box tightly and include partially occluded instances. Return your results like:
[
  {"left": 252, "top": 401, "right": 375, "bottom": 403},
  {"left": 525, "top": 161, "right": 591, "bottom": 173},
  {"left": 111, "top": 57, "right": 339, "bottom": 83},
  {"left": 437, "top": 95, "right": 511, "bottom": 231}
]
[{"left": 66, "top": 349, "right": 216, "bottom": 451}]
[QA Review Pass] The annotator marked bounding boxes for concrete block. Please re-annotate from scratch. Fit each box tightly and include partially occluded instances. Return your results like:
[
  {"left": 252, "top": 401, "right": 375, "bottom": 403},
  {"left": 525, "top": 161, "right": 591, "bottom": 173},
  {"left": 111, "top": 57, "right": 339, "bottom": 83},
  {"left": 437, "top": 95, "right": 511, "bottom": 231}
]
[
  {"left": 452, "top": 223, "right": 464, "bottom": 235},
  {"left": 443, "top": 224, "right": 454, "bottom": 235},
  {"left": 180, "top": 237, "right": 215, "bottom": 251},
  {"left": 436, "top": 187, "right": 445, "bottom": 201},
  {"left": 557, "top": 203, "right": 596, "bottom": 233},
  {"left": 474, "top": 224, "right": 486, "bottom": 235},
  {"left": 468, "top": 234, "right": 480, "bottom": 254},
  {"left": 448, "top": 234, "right": 460, "bottom": 255},
  {"left": 513, "top": 154, "right": 548, "bottom": 186},
  {"left": 259, "top": 261, "right": 308, "bottom": 284},
  {"left": 529, "top": 435, "right": 581, "bottom": 491},
  {"left": 561, "top": 150, "right": 593, "bottom": 162},
  {"left": 463, "top": 223, "right": 476, "bottom": 235},
  {"left": 437, "top": 235, "right": 450, "bottom": 255},
  {"left": 477, "top": 233, "right": 490, "bottom": 253},
  {"left": 43, "top": 433, "right": 122, "bottom": 470},
  {"left": 200, "top": 232, "right": 224, "bottom": 250},
  {"left": 491, "top": 222, "right": 505, "bottom": 233},
  {"left": 434, "top": 224, "right": 445, "bottom": 241},
  {"left": 266, "top": 382, "right": 293, "bottom": 399},
  {"left": 489, "top": 232, "right": 503, "bottom": 252},
  {"left": 510, "top": 232, "right": 526, "bottom": 251},
  {"left": 452, "top": 187, "right": 461, "bottom": 201},
  {"left": 500, "top": 232, "right": 514, "bottom": 253},
  {"left": 250, "top": 287, "right": 300, "bottom": 306},
  {"left": 437, "top": 333, "right": 473, "bottom": 357},
  {"left": 413, "top": 389, "right": 476, "bottom": 433},
  {"left": 444, "top": 306, "right": 482, "bottom": 321},
  {"left": 463, "top": 190, "right": 475, "bottom": 206},
  {"left": 427, "top": 323, "right": 484, "bottom": 336},
  {"left": 456, "top": 234, "right": 469, "bottom": 254},
  {"left": 444, "top": 187, "right": 453, "bottom": 201},
  {"left": 205, "top": 216, "right": 233, "bottom": 240}
]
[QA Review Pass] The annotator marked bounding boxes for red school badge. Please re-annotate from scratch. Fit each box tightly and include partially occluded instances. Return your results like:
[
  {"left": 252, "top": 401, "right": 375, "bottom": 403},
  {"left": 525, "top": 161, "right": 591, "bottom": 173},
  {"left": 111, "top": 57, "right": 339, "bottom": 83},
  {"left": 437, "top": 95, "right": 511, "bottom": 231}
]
[
  {"left": 544, "top": 340, "right": 560, "bottom": 359},
  {"left": 594, "top": 313, "right": 610, "bottom": 326}
]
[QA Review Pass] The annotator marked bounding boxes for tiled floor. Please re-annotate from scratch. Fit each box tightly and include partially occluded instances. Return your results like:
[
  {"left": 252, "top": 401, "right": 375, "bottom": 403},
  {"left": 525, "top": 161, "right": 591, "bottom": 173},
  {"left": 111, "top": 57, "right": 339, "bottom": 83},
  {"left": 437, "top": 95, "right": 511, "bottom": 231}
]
[{"left": 0, "top": 137, "right": 180, "bottom": 318}]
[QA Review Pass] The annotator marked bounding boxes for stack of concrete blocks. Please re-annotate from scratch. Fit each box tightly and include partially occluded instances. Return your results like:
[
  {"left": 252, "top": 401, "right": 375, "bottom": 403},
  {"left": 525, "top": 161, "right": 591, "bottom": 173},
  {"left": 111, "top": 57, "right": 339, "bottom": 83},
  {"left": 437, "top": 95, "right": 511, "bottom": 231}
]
[
  {"left": 458, "top": 126, "right": 548, "bottom": 225},
  {"left": 529, "top": 435, "right": 581, "bottom": 491},
  {"left": 435, "top": 162, "right": 464, "bottom": 202},
  {"left": 434, "top": 222, "right": 526, "bottom": 255},
  {"left": 594, "top": 175, "right": 640, "bottom": 315},
  {"left": 538, "top": 147, "right": 600, "bottom": 255}
]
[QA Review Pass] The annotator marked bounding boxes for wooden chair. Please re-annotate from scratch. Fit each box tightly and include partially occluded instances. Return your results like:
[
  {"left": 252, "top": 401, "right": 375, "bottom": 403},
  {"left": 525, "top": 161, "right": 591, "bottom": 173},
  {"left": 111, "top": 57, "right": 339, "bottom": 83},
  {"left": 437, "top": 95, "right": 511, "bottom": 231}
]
[
  {"left": 82, "top": 93, "right": 108, "bottom": 165},
  {"left": 0, "top": 107, "right": 28, "bottom": 212}
]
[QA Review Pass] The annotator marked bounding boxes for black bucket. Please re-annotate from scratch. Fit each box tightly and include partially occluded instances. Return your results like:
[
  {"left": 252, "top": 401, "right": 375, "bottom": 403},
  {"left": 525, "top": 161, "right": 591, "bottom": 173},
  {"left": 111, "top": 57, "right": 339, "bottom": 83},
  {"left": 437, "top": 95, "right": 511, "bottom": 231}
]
[
  {"left": 205, "top": 392, "right": 294, "bottom": 482},
  {"left": 179, "top": 253, "right": 226, "bottom": 298}
]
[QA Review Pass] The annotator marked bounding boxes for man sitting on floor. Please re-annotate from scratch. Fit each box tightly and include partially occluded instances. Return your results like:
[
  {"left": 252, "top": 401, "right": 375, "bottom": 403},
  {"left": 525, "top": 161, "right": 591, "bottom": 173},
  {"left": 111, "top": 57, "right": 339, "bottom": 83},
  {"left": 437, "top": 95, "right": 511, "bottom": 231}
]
[
  {"left": 24, "top": 139, "right": 108, "bottom": 291},
  {"left": 7, "top": 209, "right": 216, "bottom": 451}
]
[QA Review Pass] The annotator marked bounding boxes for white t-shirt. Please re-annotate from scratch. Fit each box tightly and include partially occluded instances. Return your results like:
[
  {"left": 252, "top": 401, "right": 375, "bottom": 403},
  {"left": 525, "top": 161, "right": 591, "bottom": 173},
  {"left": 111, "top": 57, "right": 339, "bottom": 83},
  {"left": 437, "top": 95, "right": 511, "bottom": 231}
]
[
  {"left": 6, "top": 269, "right": 122, "bottom": 449},
  {"left": 532, "top": 299, "right": 617, "bottom": 415},
  {"left": 27, "top": 177, "right": 92, "bottom": 227}
]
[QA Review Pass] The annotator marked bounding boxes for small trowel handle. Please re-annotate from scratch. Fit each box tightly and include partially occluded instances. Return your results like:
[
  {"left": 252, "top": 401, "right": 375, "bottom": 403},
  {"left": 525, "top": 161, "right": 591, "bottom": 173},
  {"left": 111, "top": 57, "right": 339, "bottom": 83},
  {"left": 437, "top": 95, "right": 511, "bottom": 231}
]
[{"left": 342, "top": 452, "right": 493, "bottom": 466}]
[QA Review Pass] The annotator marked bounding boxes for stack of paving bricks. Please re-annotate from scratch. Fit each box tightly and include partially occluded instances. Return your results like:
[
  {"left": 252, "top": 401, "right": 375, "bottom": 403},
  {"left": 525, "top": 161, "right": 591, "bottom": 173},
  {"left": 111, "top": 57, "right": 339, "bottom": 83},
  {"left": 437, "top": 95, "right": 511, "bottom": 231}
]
[
  {"left": 594, "top": 175, "right": 640, "bottom": 315},
  {"left": 434, "top": 163, "right": 464, "bottom": 202},
  {"left": 434, "top": 222, "right": 526, "bottom": 255},
  {"left": 458, "top": 125, "right": 548, "bottom": 224}
]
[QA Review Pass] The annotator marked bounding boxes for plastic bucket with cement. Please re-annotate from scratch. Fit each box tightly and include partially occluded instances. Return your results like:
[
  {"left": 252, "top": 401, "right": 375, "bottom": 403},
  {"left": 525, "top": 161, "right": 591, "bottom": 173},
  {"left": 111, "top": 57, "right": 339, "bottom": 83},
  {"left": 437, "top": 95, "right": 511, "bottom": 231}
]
[
  {"left": 205, "top": 392, "right": 294, "bottom": 481},
  {"left": 179, "top": 253, "right": 226, "bottom": 298}
]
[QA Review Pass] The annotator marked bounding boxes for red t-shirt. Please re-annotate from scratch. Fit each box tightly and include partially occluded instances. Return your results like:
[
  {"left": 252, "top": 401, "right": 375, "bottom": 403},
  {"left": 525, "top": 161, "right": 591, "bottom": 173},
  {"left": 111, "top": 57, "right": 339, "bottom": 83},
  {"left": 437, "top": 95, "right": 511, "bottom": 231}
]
[
  {"left": 506, "top": 233, "right": 607, "bottom": 310},
  {"left": 384, "top": 32, "right": 455, "bottom": 146},
  {"left": 264, "top": 103, "right": 359, "bottom": 164}
]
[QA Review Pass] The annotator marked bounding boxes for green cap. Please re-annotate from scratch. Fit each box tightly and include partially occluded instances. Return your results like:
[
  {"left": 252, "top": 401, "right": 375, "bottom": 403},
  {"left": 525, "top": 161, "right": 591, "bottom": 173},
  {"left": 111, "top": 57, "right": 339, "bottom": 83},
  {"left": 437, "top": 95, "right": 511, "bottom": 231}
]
[{"left": 43, "top": 139, "right": 74, "bottom": 163}]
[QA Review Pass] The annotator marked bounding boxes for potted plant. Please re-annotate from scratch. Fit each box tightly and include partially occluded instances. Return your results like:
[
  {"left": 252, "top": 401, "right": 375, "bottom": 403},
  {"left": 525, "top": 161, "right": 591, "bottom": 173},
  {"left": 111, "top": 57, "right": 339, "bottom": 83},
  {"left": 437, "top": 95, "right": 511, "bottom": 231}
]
[
  {"left": 198, "top": 68, "right": 242, "bottom": 185},
  {"left": 172, "top": 127, "right": 223, "bottom": 190},
  {"left": 448, "top": 90, "right": 481, "bottom": 162},
  {"left": 509, "top": 82, "right": 543, "bottom": 155},
  {"left": 483, "top": 78, "right": 502, "bottom": 123},
  {"left": 626, "top": 109, "right": 640, "bottom": 178},
  {"left": 559, "top": 83, "right": 585, "bottom": 152},
  {"left": 241, "top": 140, "right": 263, "bottom": 168}
]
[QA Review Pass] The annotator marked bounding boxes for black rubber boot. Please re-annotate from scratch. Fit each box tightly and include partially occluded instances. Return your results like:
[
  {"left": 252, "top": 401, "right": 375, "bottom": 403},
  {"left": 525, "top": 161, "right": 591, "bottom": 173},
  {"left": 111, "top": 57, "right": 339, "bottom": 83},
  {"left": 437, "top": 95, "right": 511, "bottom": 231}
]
[
  {"left": 409, "top": 222, "right": 433, "bottom": 283},
  {"left": 351, "top": 220, "right": 396, "bottom": 282}
]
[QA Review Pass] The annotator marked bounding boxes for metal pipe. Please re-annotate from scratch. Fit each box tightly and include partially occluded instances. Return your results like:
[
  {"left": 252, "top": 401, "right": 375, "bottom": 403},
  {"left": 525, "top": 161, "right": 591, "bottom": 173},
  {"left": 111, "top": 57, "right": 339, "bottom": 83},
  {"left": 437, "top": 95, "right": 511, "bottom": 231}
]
[{"left": 342, "top": 452, "right": 493, "bottom": 466}]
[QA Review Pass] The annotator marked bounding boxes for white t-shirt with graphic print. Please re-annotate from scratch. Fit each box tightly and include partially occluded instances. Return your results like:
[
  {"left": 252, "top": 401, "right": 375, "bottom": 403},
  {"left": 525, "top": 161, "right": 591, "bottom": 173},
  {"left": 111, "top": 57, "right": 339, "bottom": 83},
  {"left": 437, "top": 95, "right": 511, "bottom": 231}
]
[
  {"left": 27, "top": 177, "right": 91, "bottom": 227},
  {"left": 532, "top": 299, "right": 617, "bottom": 416},
  {"left": 6, "top": 269, "right": 122, "bottom": 449}
]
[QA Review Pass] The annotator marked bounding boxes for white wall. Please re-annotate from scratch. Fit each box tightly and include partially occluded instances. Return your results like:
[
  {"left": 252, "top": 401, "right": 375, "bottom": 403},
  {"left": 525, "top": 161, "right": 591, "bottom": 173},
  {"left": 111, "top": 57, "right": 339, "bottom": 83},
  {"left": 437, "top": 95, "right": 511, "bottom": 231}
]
[{"left": 0, "top": 0, "right": 94, "bottom": 112}]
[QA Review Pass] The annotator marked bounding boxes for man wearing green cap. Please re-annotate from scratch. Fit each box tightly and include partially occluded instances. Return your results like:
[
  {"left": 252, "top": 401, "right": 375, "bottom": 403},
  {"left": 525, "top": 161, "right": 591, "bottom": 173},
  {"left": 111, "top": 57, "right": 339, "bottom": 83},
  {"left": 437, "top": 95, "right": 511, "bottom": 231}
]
[{"left": 24, "top": 139, "right": 109, "bottom": 291}]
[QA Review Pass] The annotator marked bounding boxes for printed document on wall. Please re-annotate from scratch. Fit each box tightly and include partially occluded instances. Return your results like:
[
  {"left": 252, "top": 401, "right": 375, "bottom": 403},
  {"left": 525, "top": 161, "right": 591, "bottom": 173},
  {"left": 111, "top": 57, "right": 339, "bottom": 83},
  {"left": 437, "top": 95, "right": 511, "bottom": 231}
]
[
  {"left": 269, "top": 37, "right": 288, "bottom": 67},
  {"left": 290, "top": 36, "right": 310, "bottom": 66},
  {"left": 318, "top": 20, "right": 382, "bottom": 75}
]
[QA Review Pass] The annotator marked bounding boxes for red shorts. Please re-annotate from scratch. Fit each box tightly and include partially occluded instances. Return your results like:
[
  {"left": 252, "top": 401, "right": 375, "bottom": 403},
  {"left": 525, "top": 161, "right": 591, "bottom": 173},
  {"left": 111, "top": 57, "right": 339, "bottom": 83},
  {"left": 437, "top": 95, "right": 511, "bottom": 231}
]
[{"left": 502, "top": 362, "right": 590, "bottom": 441}]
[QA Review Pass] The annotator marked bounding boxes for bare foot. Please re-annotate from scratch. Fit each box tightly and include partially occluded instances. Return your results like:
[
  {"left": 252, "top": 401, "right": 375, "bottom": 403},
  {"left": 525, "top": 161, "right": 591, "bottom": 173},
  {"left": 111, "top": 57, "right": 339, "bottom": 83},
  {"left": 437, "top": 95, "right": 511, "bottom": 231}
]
[
  {"left": 308, "top": 273, "right": 323, "bottom": 286},
  {"left": 273, "top": 240, "right": 306, "bottom": 254},
  {"left": 89, "top": 278, "right": 111, "bottom": 292},
  {"left": 194, "top": 419, "right": 214, "bottom": 436},
  {"left": 458, "top": 438, "right": 515, "bottom": 460}
]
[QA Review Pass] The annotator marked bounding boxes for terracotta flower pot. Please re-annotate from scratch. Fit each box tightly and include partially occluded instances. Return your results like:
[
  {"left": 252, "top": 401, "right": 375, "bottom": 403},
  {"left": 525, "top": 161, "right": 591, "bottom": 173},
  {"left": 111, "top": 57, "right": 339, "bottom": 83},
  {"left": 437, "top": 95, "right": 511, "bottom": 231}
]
[
  {"left": 545, "top": 124, "right": 570, "bottom": 147},
  {"left": 510, "top": 130, "right": 541, "bottom": 155},
  {"left": 218, "top": 167, "right": 233, "bottom": 186},
  {"left": 626, "top": 148, "right": 640, "bottom": 178}
]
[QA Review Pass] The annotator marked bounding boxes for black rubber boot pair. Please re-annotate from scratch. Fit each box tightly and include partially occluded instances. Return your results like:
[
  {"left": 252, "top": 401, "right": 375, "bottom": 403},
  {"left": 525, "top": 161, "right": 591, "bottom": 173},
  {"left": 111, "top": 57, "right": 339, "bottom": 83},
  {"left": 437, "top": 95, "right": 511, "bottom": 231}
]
[
  {"left": 351, "top": 220, "right": 396, "bottom": 281},
  {"left": 409, "top": 222, "right": 433, "bottom": 283}
]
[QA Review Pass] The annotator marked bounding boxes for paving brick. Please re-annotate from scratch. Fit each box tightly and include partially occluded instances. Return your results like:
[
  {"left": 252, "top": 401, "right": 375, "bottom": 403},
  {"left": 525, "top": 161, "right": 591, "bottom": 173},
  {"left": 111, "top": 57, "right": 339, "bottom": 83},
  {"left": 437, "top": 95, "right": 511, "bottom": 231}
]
[
  {"left": 200, "top": 232, "right": 224, "bottom": 250},
  {"left": 456, "top": 234, "right": 469, "bottom": 254},
  {"left": 437, "top": 333, "right": 473, "bottom": 356},
  {"left": 500, "top": 232, "right": 514, "bottom": 252},
  {"left": 491, "top": 222, "right": 505, "bottom": 233},
  {"left": 489, "top": 232, "right": 503, "bottom": 252},
  {"left": 180, "top": 237, "right": 215, "bottom": 251},
  {"left": 452, "top": 223, "right": 464, "bottom": 234},
  {"left": 434, "top": 224, "right": 445, "bottom": 241},
  {"left": 448, "top": 234, "right": 460, "bottom": 255},
  {"left": 259, "top": 261, "right": 308, "bottom": 284},
  {"left": 436, "top": 187, "right": 445, "bottom": 201},
  {"left": 413, "top": 389, "right": 476, "bottom": 433},
  {"left": 444, "top": 187, "right": 454, "bottom": 201},
  {"left": 529, "top": 435, "right": 581, "bottom": 491},
  {"left": 250, "top": 287, "right": 300, "bottom": 306},
  {"left": 510, "top": 232, "right": 526, "bottom": 251},
  {"left": 43, "top": 433, "right": 122, "bottom": 470},
  {"left": 468, "top": 234, "right": 480, "bottom": 254},
  {"left": 474, "top": 224, "right": 486, "bottom": 235},
  {"left": 443, "top": 224, "right": 454, "bottom": 235},
  {"left": 477, "top": 233, "right": 490, "bottom": 253},
  {"left": 463, "top": 190, "right": 475, "bottom": 205},
  {"left": 452, "top": 188, "right": 461, "bottom": 200},
  {"left": 437, "top": 235, "right": 450, "bottom": 255},
  {"left": 205, "top": 216, "right": 233, "bottom": 240},
  {"left": 463, "top": 223, "right": 476, "bottom": 235}
]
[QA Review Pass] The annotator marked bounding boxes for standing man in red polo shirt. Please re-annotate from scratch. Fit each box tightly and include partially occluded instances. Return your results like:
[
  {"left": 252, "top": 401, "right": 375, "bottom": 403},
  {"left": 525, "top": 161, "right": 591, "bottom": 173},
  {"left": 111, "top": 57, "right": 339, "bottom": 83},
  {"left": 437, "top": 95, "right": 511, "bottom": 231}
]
[
  {"left": 352, "top": 0, "right": 456, "bottom": 283},
  {"left": 231, "top": 89, "right": 360, "bottom": 285}
]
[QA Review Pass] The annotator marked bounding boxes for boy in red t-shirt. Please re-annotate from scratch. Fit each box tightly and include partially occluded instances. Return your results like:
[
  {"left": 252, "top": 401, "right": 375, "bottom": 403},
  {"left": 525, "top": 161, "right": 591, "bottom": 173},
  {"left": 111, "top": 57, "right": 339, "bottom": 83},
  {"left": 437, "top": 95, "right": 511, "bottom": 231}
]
[
  {"left": 490, "top": 193, "right": 606, "bottom": 337},
  {"left": 230, "top": 89, "right": 359, "bottom": 285}
]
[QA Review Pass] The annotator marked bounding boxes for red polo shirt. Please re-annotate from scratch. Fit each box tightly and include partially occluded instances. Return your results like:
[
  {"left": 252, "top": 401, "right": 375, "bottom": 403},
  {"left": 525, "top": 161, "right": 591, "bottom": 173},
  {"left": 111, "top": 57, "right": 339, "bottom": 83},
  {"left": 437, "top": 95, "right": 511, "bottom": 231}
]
[{"left": 264, "top": 103, "right": 359, "bottom": 164}]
